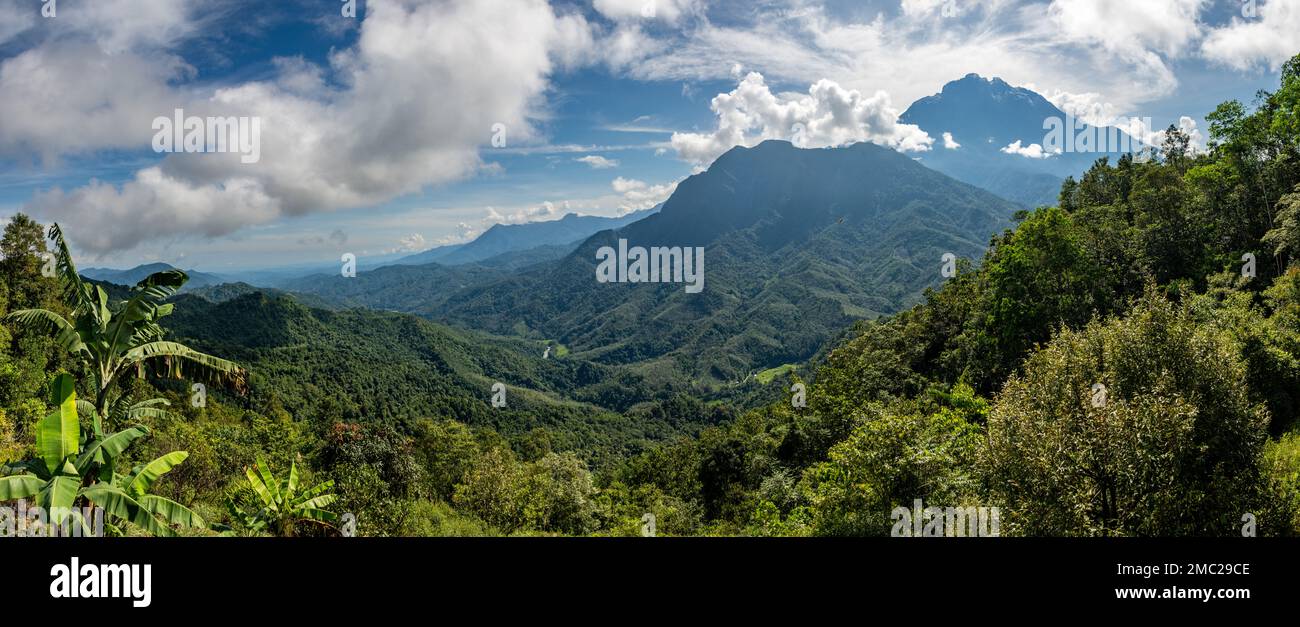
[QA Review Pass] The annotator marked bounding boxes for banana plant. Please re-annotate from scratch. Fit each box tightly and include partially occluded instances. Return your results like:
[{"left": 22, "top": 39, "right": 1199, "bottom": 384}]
[
  {"left": 0, "top": 375, "right": 201, "bottom": 536},
  {"left": 4, "top": 223, "right": 246, "bottom": 437},
  {"left": 227, "top": 455, "right": 337, "bottom": 537},
  {"left": 108, "top": 450, "right": 206, "bottom": 532}
]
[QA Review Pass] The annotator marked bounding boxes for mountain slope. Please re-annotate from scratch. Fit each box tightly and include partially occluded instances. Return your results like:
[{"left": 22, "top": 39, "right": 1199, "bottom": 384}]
[
  {"left": 394, "top": 207, "right": 659, "bottom": 267},
  {"left": 163, "top": 291, "right": 702, "bottom": 462},
  {"left": 418, "top": 140, "right": 1019, "bottom": 387},
  {"left": 901, "top": 74, "right": 1144, "bottom": 208}
]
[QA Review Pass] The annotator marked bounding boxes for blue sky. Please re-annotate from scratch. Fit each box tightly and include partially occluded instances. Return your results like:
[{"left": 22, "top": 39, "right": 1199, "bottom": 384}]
[{"left": 0, "top": 0, "right": 1295, "bottom": 271}]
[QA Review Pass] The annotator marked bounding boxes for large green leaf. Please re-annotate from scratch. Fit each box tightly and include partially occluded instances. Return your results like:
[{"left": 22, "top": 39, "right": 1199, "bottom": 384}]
[
  {"left": 35, "top": 374, "right": 79, "bottom": 474},
  {"left": 47, "top": 223, "right": 90, "bottom": 311},
  {"left": 244, "top": 463, "right": 279, "bottom": 510},
  {"left": 104, "top": 271, "right": 188, "bottom": 357},
  {"left": 0, "top": 475, "right": 44, "bottom": 500},
  {"left": 92, "top": 285, "right": 110, "bottom": 332},
  {"left": 81, "top": 483, "right": 174, "bottom": 538},
  {"left": 76, "top": 426, "right": 149, "bottom": 474},
  {"left": 294, "top": 494, "right": 337, "bottom": 513},
  {"left": 3, "top": 309, "right": 85, "bottom": 354},
  {"left": 294, "top": 479, "right": 334, "bottom": 501},
  {"left": 125, "top": 451, "right": 188, "bottom": 497},
  {"left": 296, "top": 508, "right": 338, "bottom": 524},
  {"left": 137, "top": 495, "right": 205, "bottom": 528},
  {"left": 41, "top": 475, "right": 81, "bottom": 525},
  {"left": 125, "top": 405, "right": 170, "bottom": 422},
  {"left": 121, "top": 341, "right": 246, "bottom": 390},
  {"left": 74, "top": 399, "right": 97, "bottom": 418},
  {"left": 285, "top": 459, "right": 300, "bottom": 501}
]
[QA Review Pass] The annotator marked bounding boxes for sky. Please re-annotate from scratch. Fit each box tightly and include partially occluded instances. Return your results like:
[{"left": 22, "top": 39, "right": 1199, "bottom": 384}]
[{"left": 0, "top": 0, "right": 1295, "bottom": 271}]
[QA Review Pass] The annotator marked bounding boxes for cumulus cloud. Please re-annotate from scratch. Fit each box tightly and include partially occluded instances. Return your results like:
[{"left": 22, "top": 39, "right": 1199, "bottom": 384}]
[
  {"left": 1202, "top": 0, "right": 1300, "bottom": 71},
  {"left": 611, "top": 177, "right": 677, "bottom": 212},
  {"left": 486, "top": 200, "right": 562, "bottom": 226},
  {"left": 1001, "top": 140, "right": 1059, "bottom": 159},
  {"left": 942, "top": 132, "right": 961, "bottom": 149},
  {"left": 1048, "top": 0, "right": 1207, "bottom": 58},
  {"left": 390, "top": 233, "right": 427, "bottom": 254},
  {"left": 669, "top": 72, "right": 932, "bottom": 168},
  {"left": 576, "top": 155, "right": 620, "bottom": 169},
  {"left": 18, "top": 0, "right": 597, "bottom": 254},
  {"left": 1116, "top": 115, "right": 1206, "bottom": 153},
  {"left": 0, "top": 43, "right": 192, "bottom": 164},
  {"left": 1041, "top": 89, "right": 1124, "bottom": 127}
]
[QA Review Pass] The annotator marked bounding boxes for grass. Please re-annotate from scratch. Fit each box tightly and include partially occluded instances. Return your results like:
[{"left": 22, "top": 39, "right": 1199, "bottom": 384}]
[{"left": 755, "top": 364, "right": 798, "bottom": 385}]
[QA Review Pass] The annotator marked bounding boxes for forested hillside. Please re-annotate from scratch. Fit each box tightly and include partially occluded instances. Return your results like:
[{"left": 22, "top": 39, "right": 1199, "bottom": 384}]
[{"left": 299, "top": 140, "right": 1018, "bottom": 393}]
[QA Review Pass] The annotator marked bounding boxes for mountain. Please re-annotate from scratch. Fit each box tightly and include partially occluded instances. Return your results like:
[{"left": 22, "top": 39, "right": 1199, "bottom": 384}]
[
  {"left": 81, "top": 262, "right": 228, "bottom": 290},
  {"left": 286, "top": 263, "right": 511, "bottom": 315},
  {"left": 901, "top": 74, "right": 1145, "bottom": 208},
  {"left": 394, "top": 207, "right": 660, "bottom": 267},
  {"left": 299, "top": 140, "right": 1019, "bottom": 390}
]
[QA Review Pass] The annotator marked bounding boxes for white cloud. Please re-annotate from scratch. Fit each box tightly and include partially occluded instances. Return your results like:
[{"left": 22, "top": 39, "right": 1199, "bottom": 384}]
[
  {"left": 26, "top": 167, "right": 281, "bottom": 254},
  {"left": 0, "top": 0, "right": 205, "bottom": 53},
  {"left": 1118, "top": 115, "right": 1206, "bottom": 153},
  {"left": 669, "top": 72, "right": 932, "bottom": 168},
  {"left": 611, "top": 177, "right": 677, "bottom": 212},
  {"left": 597, "top": 0, "right": 1229, "bottom": 122},
  {"left": 486, "top": 200, "right": 562, "bottom": 226},
  {"left": 942, "top": 131, "right": 961, "bottom": 149},
  {"left": 19, "top": 0, "right": 598, "bottom": 254},
  {"left": 576, "top": 155, "right": 620, "bottom": 169},
  {"left": 1202, "top": 0, "right": 1300, "bottom": 71},
  {"left": 1041, "top": 89, "right": 1122, "bottom": 127},
  {"left": 1047, "top": 0, "right": 1207, "bottom": 58},
  {"left": 1001, "top": 140, "right": 1059, "bottom": 159},
  {"left": 0, "top": 43, "right": 190, "bottom": 163},
  {"left": 391, "top": 233, "right": 427, "bottom": 253}
]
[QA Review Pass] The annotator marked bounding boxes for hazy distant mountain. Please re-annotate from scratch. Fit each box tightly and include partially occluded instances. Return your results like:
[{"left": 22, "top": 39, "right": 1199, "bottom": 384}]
[
  {"left": 81, "top": 262, "right": 228, "bottom": 290},
  {"left": 307, "top": 140, "right": 1018, "bottom": 389},
  {"left": 394, "top": 207, "right": 660, "bottom": 267},
  {"left": 901, "top": 74, "right": 1145, "bottom": 208}
]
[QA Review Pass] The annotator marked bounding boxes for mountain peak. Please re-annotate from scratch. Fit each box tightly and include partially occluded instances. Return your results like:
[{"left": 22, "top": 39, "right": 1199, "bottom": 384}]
[{"left": 938, "top": 73, "right": 1034, "bottom": 100}]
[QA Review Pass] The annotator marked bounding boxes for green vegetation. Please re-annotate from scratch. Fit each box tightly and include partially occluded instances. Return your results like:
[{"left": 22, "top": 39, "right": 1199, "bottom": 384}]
[
  {"left": 226, "top": 454, "right": 337, "bottom": 537},
  {"left": 5, "top": 224, "right": 245, "bottom": 436},
  {"left": 755, "top": 364, "right": 797, "bottom": 385},
  {"left": 0, "top": 374, "right": 203, "bottom": 536},
  {"left": 2, "top": 55, "right": 1299, "bottom": 537}
]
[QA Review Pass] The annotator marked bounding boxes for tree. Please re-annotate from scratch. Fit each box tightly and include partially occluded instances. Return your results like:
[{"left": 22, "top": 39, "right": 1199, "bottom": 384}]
[
  {"left": 1263, "top": 186, "right": 1300, "bottom": 263},
  {"left": 798, "top": 395, "right": 982, "bottom": 537},
  {"left": 453, "top": 447, "right": 523, "bottom": 532},
  {"left": 519, "top": 452, "right": 595, "bottom": 534},
  {"left": 0, "top": 374, "right": 203, "bottom": 536},
  {"left": 4, "top": 224, "right": 246, "bottom": 437},
  {"left": 0, "top": 213, "right": 57, "bottom": 312},
  {"left": 957, "top": 206, "right": 1113, "bottom": 391},
  {"left": 983, "top": 293, "right": 1269, "bottom": 536},
  {"left": 413, "top": 418, "right": 479, "bottom": 502}
]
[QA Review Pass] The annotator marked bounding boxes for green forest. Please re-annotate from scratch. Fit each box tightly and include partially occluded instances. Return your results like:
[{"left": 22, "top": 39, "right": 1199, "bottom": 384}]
[{"left": 2, "top": 57, "right": 1299, "bottom": 538}]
